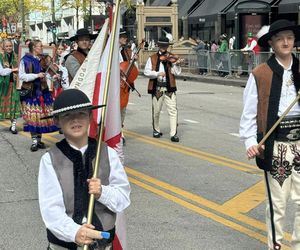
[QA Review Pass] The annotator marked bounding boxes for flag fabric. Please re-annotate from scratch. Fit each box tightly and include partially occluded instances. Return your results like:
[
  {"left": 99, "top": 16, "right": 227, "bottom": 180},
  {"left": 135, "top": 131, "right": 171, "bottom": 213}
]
[
  {"left": 90, "top": 25, "right": 122, "bottom": 148},
  {"left": 69, "top": 19, "right": 109, "bottom": 101}
]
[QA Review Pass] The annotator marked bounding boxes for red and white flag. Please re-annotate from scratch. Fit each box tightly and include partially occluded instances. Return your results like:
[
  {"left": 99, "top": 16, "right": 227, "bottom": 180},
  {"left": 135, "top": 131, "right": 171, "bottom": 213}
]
[{"left": 89, "top": 24, "right": 121, "bottom": 149}]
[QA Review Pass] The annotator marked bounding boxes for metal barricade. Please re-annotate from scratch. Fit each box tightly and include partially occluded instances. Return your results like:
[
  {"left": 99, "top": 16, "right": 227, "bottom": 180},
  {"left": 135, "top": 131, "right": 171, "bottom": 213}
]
[{"left": 186, "top": 50, "right": 300, "bottom": 77}]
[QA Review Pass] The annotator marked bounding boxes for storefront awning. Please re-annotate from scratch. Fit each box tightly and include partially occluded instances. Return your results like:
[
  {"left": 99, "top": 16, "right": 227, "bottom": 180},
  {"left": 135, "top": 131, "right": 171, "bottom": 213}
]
[
  {"left": 278, "top": 0, "right": 300, "bottom": 13},
  {"left": 151, "top": 0, "right": 170, "bottom": 6},
  {"left": 178, "top": 0, "right": 199, "bottom": 18},
  {"left": 226, "top": 0, "right": 272, "bottom": 20},
  {"left": 188, "top": 0, "right": 235, "bottom": 22}
]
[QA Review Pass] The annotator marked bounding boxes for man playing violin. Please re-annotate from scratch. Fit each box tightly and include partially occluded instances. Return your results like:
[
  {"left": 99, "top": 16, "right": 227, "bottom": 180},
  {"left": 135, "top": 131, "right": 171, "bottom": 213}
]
[{"left": 144, "top": 36, "right": 182, "bottom": 142}]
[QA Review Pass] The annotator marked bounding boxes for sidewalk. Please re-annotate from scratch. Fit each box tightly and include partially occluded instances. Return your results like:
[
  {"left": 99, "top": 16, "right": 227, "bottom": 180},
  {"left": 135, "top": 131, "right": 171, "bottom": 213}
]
[
  {"left": 178, "top": 71, "right": 248, "bottom": 87},
  {"left": 139, "top": 70, "right": 248, "bottom": 87}
]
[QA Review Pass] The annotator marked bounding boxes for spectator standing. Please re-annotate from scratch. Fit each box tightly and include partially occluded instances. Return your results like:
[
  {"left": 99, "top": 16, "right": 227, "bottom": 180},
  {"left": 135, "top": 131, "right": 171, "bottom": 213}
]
[
  {"left": 12, "top": 32, "right": 21, "bottom": 55},
  {"left": 217, "top": 34, "right": 229, "bottom": 77},
  {"left": 241, "top": 32, "right": 261, "bottom": 74}
]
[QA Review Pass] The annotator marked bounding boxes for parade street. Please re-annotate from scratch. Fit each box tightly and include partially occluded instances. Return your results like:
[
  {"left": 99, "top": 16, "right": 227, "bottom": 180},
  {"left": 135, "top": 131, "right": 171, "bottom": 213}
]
[{"left": 0, "top": 76, "right": 297, "bottom": 250}]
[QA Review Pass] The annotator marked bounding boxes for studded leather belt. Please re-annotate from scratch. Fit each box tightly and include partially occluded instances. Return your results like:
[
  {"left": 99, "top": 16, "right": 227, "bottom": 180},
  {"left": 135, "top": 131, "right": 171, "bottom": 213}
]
[{"left": 275, "top": 115, "right": 300, "bottom": 141}]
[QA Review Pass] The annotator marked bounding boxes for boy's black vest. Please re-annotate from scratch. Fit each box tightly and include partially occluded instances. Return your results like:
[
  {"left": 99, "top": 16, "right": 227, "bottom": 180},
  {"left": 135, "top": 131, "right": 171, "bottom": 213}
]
[{"left": 46, "top": 138, "right": 116, "bottom": 249}]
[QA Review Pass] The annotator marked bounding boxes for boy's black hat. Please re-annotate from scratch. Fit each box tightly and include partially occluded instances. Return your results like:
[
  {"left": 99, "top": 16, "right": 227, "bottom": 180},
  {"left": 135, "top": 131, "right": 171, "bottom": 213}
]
[
  {"left": 70, "top": 28, "right": 98, "bottom": 41},
  {"left": 119, "top": 28, "right": 127, "bottom": 36},
  {"left": 43, "top": 89, "right": 105, "bottom": 119},
  {"left": 258, "top": 19, "right": 300, "bottom": 47}
]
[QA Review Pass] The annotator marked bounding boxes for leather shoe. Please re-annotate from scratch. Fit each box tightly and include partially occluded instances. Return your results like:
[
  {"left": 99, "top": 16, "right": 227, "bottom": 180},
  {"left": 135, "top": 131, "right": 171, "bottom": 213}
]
[
  {"left": 9, "top": 126, "right": 18, "bottom": 134},
  {"left": 170, "top": 135, "right": 179, "bottom": 142},
  {"left": 37, "top": 141, "right": 46, "bottom": 149},
  {"left": 153, "top": 131, "right": 163, "bottom": 138},
  {"left": 30, "top": 143, "right": 38, "bottom": 152}
]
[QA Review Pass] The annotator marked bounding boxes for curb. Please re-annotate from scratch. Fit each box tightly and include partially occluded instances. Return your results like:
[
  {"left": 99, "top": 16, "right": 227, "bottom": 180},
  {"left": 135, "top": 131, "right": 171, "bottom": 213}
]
[
  {"left": 138, "top": 71, "right": 247, "bottom": 88},
  {"left": 177, "top": 73, "right": 247, "bottom": 87}
]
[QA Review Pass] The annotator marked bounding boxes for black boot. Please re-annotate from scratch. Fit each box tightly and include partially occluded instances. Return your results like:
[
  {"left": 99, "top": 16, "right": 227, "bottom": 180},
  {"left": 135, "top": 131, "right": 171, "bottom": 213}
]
[
  {"left": 37, "top": 135, "right": 46, "bottom": 149},
  {"left": 9, "top": 119, "right": 18, "bottom": 134},
  {"left": 170, "top": 135, "right": 179, "bottom": 142},
  {"left": 30, "top": 137, "right": 38, "bottom": 152}
]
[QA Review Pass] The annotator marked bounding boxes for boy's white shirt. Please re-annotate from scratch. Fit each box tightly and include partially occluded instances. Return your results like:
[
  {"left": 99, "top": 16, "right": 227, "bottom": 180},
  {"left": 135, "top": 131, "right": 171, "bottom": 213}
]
[{"left": 38, "top": 143, "right": 131, "bottom": 242}]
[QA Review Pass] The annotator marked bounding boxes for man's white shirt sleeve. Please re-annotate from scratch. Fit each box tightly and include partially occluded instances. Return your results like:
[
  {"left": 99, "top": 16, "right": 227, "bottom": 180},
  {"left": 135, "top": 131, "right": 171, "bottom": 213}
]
[
  {"left": 144, "top": 57, "right": 181, "bottom": 78},
  {"left": 239, "top": 73, "right": 258, "bottom": 150}
]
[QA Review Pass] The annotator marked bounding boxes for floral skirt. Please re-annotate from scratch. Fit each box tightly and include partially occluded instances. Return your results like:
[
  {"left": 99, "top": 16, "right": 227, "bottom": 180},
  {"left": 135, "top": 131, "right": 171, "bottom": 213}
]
[
  {"left": 21, "top": 91, "right": 59, "bottom": 134},
  {"left": 0, "top": 82, "right": 21, "bottom": 120}
]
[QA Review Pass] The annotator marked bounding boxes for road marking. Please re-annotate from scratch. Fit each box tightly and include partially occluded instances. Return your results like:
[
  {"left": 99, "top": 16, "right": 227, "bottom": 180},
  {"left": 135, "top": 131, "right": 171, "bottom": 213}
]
[
  {"left": 124, "top": 129, "right": 260, "bottom": 174},
  {"left": 128, "top": 102, "right": 135, "bottom": 105},
  {"left": 128, "top": 176, "right": 291, "bottom": 249},
  {"left": 220, "top": 180, "right": 266, "bottom": 213},
  {"left": 126, "top": 167, "right": 292, "bottom": 244},
  {"left": 230, "top": 132, "right": 240, "bottom": 137},
  {"left": 0, "top": 122, "right": 292, "bottom": 246},
  {"left": 183, "top": 119, "right": 200, "bottom": 124}
]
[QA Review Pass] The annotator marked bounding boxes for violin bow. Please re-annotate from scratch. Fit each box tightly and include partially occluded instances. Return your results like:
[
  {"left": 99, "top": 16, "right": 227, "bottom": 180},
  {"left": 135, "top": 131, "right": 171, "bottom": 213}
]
[{"left": 121, "top": 71, "right": 141, "bottom": 97}]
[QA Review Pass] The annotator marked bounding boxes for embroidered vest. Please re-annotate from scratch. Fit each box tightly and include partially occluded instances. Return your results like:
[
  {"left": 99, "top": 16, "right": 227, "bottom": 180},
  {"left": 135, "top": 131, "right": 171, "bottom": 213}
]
[{"left": 147, "top": 53, "right": 177, "bottom": 94}]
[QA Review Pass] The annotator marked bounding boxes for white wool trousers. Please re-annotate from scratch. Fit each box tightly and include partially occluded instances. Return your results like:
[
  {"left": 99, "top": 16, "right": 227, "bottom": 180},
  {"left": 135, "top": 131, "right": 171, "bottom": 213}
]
[
  {"left": 152, "top": 88, "right": 178, "bottom": 137},
  {"left": 266, "top": 140, "right": 300, "bottom": 250}
]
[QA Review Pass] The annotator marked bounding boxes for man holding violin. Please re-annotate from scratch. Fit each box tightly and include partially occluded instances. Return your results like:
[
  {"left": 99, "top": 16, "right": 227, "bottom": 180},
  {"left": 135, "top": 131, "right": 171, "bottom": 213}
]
[
  {"left": 119, "top": 28, "right": 139, "bottom": 145},
  {"left": 144, "top": 36, "right": 183, "bottom": 142}
]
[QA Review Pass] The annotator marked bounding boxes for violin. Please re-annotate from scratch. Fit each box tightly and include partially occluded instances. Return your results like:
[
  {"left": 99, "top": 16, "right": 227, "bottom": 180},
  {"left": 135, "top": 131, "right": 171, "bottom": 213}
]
[
  {"left": 159, "top": 53, "right": 184, "bottom": 64},
  {"left": 40, "top": 54, "right": 61, "bottom": 78}
]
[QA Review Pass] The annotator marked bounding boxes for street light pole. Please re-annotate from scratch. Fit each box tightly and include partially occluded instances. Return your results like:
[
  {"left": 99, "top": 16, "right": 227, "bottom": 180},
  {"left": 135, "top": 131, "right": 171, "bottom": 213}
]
[
  {"left": 51, "top": 0, "right": 56, "bottom": 42},
  {"left": 89, "top": 0, "right": 93, "bottom": 32},
  {"left": 19, "top": 0, "right": 26, "bottom": 40}
]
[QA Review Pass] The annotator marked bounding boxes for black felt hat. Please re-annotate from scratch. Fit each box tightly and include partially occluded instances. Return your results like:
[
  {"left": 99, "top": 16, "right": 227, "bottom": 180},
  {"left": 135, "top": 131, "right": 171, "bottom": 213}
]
[
  {"left": 258, "top": 19, "right": 300, "bottom": 47},
  {"left": 43, "top": 89, "right": 105, "bottom": 119},
  {"left": 119, "top": 28, "right": 127, "bottom": 37},
  {"left": 70, "top": 28, "right": 98, "bottom": 41},
  {"left": 157, "top": 37, "right": 172, "bottom": 46}
]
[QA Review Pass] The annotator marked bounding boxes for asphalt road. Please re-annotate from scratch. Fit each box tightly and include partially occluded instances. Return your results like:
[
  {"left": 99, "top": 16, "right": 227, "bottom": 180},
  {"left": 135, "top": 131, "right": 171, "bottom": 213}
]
[{"left": 0, "top": 76, "right": 296, "bottom": 249}]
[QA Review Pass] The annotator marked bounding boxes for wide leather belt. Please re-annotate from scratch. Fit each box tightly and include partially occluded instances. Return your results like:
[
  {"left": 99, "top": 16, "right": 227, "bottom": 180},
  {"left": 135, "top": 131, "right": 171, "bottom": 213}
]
[{"left": 275, "top": 116, "right": 300, "bottom": 141}]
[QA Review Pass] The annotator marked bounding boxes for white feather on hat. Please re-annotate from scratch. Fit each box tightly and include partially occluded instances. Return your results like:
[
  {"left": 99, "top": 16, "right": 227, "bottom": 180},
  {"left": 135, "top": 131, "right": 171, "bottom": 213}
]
[{"left": 257, "top": 25, "right": 270, "bottom": 39}]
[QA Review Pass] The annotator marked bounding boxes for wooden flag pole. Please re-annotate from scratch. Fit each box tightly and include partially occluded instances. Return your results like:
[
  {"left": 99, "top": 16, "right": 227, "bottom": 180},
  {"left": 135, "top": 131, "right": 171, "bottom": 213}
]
[{"left": 83, "top": 0, "right": 121, "bottom": 249}]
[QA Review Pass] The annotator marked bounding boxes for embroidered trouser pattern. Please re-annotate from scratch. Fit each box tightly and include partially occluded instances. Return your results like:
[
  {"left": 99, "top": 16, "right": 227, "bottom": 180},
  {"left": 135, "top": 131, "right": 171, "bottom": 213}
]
[
  {"left": 152, "top": 88, "right": 178, "bottom": 137},
  {"left": 266, "top": 140, "right": 300, "bottom": 250}
]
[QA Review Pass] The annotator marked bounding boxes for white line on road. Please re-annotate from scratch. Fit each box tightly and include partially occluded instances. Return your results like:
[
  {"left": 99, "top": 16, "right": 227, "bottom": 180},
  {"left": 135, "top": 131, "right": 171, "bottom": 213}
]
[
  {"left": 184, "top": 119, "right": 200, "bottom": 124},
  {"left": 230, "top": 133, "right": 240, "bottom": 137}
]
